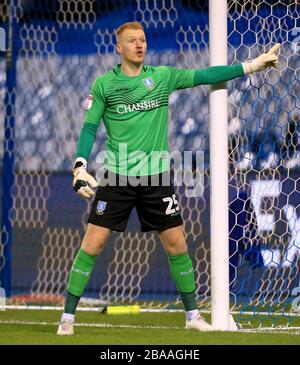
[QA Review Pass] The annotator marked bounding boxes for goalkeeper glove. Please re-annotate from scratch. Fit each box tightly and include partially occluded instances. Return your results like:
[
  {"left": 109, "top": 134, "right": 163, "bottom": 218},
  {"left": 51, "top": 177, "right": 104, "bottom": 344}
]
[
  {"left": 242, "top": 43, "right": 280, "bottom": 74},
  {"left": 73, "top": 157, "right": 98, "bottom": 199}
]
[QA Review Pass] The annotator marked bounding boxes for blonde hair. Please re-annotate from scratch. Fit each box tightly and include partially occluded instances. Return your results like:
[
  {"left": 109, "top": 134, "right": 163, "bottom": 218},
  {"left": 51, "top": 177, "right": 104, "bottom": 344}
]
[{"left": 116, "top": 21, "right": 145, "bottom": 42}]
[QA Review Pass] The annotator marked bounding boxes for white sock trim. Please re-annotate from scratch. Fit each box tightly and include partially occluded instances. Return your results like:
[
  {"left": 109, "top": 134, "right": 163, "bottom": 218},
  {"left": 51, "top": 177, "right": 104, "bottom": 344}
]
[
  {"left": 186, "top": 309, "right": 199, "bottom": 321},
  {"left": 61, "top": 313, "right": 75, "bottom": 322}
]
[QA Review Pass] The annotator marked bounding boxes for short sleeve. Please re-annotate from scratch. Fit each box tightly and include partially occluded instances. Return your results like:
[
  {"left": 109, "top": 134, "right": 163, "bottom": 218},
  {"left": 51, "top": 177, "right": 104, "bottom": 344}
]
[{"left": 84, "top": 77, "right": 105, "bottom": 125}]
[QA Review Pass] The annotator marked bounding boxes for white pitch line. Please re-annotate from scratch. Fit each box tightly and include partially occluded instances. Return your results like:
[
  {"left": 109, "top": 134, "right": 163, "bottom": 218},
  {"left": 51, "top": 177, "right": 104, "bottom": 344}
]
[
  {"left": 1, "top": 320, "right": 300, "bottom": 334},
  {"left": 240, "top": 328, "right": 300, "bottom": 334},
  {"left": 3, "top": 306, "right": 300, "bottom": 318},
  {"left": 0, "top": 320, "right": 182, "bottom": 330}
]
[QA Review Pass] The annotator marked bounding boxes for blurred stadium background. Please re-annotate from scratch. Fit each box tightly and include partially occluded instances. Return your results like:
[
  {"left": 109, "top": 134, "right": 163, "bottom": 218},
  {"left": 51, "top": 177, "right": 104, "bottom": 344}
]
[{"left": 0, "top": 0, "right": 300, "bottom": 330}]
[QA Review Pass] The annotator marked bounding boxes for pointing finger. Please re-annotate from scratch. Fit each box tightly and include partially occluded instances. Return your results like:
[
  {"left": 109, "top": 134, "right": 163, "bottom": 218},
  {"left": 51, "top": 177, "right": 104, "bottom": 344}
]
[{"left": 267, "top": 43, "right": 280, "bottom": 55}]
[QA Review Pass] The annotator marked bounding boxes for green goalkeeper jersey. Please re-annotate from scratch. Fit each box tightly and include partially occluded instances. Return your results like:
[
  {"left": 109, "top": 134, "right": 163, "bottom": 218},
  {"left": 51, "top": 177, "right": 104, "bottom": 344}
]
[
  {"left": 84, "top": 64, "right": 196, "bottom": 176},
  {"left": 77, "top": 63, "right": 244, "bottom": 176}
]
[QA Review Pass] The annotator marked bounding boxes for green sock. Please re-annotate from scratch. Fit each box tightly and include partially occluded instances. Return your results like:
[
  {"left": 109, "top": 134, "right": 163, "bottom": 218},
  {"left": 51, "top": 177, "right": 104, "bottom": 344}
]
[
  {"left": 168, "top": 252, "right": 197, "bottom": 311},
  {"left": 180, "top": 291, "right": 197, "bottom": 311},
  {"left": 64, "top": 248, "right": 97, "bottom": 314}
]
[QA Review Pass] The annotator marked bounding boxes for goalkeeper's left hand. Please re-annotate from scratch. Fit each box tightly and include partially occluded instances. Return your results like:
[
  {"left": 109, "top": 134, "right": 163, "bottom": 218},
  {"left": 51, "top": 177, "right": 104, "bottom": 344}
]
[
  {"left": 242, "top": 43, "right": 280, "bottom": 74},
  {"left": 73, "top": 157, "right": 98, "bottom": 199}
]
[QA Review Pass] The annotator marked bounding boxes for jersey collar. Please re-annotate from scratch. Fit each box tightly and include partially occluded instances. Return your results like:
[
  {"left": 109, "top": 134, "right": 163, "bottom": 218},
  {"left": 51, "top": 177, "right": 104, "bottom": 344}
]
[{"left": 113, "top": 64, "right": 147, "bottom": 75}]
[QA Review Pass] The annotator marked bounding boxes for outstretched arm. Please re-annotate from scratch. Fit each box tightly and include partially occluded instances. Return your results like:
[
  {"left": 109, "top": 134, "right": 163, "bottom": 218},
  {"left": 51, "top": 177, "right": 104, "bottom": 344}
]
[
  {"left": 194, "top": 43, "right": 280, "bottom": 86},
  {"left": 193, "top": 64, "right": 244, "bottom": 85},
  {"left": 242, "top": 43, "right": 280, "bottom": 74}
]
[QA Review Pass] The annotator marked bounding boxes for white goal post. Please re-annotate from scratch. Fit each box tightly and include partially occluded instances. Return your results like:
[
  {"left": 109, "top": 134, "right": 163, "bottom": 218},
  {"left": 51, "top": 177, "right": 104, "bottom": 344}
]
[{"left": 209, "top": 0, "right": 234, "bottom": 331}]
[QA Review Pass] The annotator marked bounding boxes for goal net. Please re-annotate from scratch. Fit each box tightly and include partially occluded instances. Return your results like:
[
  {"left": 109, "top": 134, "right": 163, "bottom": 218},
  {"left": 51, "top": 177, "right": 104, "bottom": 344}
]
[{"left": 0, "top": 0, "right": 299, "bottom": 330}]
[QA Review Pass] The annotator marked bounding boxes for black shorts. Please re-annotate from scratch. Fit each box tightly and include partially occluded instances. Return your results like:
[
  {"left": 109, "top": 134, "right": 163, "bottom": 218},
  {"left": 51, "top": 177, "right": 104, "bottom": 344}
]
[{"left": 87, "top": 172, "right": 183, "bottom": 232}]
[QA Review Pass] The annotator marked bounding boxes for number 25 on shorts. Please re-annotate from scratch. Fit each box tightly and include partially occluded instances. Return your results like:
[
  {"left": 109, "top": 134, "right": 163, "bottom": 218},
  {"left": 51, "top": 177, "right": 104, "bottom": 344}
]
[{"left": 163, "top": 194, "right": 180, "bottom": 215}]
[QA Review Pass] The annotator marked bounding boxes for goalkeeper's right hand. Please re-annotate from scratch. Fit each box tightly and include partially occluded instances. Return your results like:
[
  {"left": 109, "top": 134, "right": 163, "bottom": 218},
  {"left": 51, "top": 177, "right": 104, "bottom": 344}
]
[
  {"left": 73, "top": 157, "right": 98, "bottom": 199},
  {"left": 242, "top": 43, "right": 280, "bottom": 74}
]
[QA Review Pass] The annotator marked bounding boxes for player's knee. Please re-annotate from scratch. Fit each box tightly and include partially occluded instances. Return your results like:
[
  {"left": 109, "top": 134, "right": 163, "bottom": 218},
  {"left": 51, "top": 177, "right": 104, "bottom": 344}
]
[
  {"left": 163, "top": 237, "right": 187, "bottom": 255},
  {"left": 81, "top": 240, "right": 105, "bottom": 256},
  {"left": 81, "top": 224, "right": 111, "bottom": 256},
  {"left": 159, "top": 226, "right": 187, "bottom": 255},
  {"left": 166, "top": 244, "right": 187, "bottom": 256}
]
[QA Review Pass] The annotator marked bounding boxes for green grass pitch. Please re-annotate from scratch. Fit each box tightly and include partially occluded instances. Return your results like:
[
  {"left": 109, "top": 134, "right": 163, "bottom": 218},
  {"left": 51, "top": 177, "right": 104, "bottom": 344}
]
[{"left": 0, "top": 309, "right": 300, "bottom": 345}]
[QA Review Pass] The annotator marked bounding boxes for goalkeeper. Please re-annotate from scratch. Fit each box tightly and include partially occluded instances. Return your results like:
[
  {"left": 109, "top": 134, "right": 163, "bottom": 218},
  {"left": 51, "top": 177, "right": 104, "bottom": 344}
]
[{"left": 57, "top": 21, "right": 280, "bottom": 335}]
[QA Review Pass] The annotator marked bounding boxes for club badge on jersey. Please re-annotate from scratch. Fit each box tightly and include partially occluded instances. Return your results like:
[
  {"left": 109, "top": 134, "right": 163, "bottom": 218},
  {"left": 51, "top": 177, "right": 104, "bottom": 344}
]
[
  {"left": 96, "top": 200, "right": 107, "bottom": 215},
  {"left": 142, "top": 77, "right": 154, "bottom": 90},
  {"left": 86, "top": 95, "right": 94, "bottom": 110}
]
